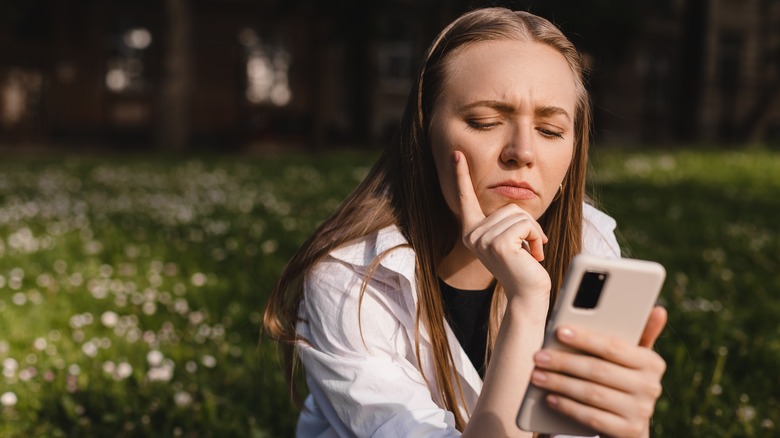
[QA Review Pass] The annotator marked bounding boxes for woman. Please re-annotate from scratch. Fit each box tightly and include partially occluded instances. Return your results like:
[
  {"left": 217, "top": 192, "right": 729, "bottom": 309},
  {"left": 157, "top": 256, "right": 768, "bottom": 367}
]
[{"left": 264, "top": 7, "right": 667, "bottom": 437}]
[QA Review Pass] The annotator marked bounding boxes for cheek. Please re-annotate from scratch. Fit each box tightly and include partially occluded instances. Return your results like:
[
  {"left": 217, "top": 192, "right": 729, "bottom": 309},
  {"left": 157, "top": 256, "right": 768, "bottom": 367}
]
[{"left": 429, "top": 122, "right": 460, "bottom": 215}]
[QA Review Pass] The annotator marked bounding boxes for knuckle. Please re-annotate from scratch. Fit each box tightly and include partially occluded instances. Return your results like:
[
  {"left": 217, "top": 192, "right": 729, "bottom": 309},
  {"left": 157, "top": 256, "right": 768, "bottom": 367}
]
[
  {"left": 582, "top": 413, "right": 605, "bottom": 432},
  {"left": 652, "top": 354, "right": 668, "bottom": 375},
  {"left": 627, "top": 422, "right": 646, "bottom": 437},
  {"left": 638, "top": 398, "right": 657, "bottom": 419},
  {"left": 587, "top": 360, "right": 609, "bottom": 381},
  {"left": 604, "top": 337, "right": 623, "bottom": 357},
  {"left": 583, "top": 386, "right": 605, "bottom": 406},
  {"left": 646, "top": 381, "right": 663, "bottom": 399}
]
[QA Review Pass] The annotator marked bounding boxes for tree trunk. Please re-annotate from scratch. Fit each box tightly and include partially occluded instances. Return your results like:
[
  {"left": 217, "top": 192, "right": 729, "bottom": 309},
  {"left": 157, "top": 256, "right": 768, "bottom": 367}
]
[{"left": 158, "top": 0, "right": 193, "bottom": 151}]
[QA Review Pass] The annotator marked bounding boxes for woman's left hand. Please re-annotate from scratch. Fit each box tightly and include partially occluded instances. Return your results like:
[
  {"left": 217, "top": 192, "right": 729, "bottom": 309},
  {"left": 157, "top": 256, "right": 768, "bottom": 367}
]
[{"left": 530, "top": 306, "right": 668, "bottom": 438}]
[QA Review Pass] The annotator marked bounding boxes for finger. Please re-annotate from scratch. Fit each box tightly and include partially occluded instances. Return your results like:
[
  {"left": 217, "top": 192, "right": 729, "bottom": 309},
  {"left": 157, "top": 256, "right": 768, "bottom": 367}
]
[
  {"left": 553, "top": 326, "right": 662, "bottom": 370},
  {"left": 530, "top": 369, "right": 634, "bottom": 418},
  {"left": 467, "top": 206, "right": 547, "bottom": 261},
  {"left": 534, "top": 347, "right": 656, "bottom": 395},
  {"left": 639, "top": 306, "right": 668, "bottom": 348},
  {"left": 543, "top": 393, "right": 644, "bottom": 437},
  {"left": 453, "top": 151, "right": 485, "bottom": 230}
]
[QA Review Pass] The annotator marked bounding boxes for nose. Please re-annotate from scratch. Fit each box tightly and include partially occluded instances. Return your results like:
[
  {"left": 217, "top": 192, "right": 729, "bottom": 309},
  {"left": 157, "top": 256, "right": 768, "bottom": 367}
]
[{"left": 500, "top": 123, "right": 535, "bottom": 167}]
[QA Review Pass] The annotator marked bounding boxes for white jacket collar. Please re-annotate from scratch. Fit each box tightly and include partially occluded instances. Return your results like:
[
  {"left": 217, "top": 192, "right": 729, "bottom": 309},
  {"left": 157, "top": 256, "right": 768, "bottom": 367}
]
[{"left": 328, "top": 225, "right": 483, "bottom": 413}]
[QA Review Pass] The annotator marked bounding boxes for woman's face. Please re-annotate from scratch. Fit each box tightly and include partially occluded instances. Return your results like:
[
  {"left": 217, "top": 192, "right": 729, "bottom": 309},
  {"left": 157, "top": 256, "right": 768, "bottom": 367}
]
[{"left": 430, "top": 39, "right": 577, "bottom": 221}]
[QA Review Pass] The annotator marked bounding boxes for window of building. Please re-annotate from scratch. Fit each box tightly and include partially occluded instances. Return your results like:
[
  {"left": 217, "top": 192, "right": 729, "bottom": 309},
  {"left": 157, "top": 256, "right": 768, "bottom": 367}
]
[
  {"left": 238, "top": 28, "right": 292, "bottom": 107},
  {"left": 105, "top": 27, "right": 153, "bottom": 93}
]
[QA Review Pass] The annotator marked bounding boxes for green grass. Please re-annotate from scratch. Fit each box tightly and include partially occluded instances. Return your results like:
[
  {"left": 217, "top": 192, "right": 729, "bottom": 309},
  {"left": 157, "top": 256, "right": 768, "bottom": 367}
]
[{"left": 0, "top": 148, "right": 777, "bottom": 436}]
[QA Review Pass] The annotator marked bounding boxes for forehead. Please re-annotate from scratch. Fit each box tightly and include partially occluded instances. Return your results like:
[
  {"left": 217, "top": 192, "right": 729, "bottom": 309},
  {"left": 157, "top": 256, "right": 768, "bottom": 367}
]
[{"left": 440, "top": 39, "right": 577, "bottom": 113}]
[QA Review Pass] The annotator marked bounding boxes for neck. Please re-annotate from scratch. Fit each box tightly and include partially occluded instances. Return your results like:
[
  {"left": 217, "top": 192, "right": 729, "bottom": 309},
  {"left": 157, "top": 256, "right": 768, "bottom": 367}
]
[{"left": 438, "top": 240, "right": 494, "bottom": 290}]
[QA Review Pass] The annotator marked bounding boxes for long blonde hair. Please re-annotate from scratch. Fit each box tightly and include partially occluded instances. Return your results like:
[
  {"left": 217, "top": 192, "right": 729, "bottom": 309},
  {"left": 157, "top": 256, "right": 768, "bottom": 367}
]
[{"left": 263, "top": 7, "right": 591, "bottom": 431}]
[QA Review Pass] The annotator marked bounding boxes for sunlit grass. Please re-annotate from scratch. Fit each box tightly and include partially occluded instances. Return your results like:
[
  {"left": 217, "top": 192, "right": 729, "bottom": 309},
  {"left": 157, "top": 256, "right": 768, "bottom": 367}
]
[{"left": 0, "top": 147, "right": 777, "bottom": 436}]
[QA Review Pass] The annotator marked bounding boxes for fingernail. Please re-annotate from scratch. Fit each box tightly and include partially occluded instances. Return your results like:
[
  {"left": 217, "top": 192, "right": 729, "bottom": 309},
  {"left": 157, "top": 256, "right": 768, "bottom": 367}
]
[
  {"left": 558, "top": 327, "right": 575, "bottom": 340},
  {"left": 453, "top": 152, "right": 460, "bottom": 164},
  {"left": 535, "top": 351, "right": 551, "bottom": 365},
  {"left": 531, "top": 371, "right": 547, "bottom": 384},
  {"left": 547, "top": 394, "right": 559, "bottom": 407}
]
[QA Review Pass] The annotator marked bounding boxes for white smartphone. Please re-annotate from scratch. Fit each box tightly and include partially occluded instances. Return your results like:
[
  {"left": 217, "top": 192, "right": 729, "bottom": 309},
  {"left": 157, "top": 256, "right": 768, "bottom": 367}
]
[{"left": 516, "top": 254, "right": 666, "bottom": 435}]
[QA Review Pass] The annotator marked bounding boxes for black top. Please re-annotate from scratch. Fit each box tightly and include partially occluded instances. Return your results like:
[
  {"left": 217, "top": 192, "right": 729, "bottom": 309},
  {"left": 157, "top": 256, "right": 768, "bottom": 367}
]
[{"left": 439, "top": 278, "right": 495, "bottom": 378}]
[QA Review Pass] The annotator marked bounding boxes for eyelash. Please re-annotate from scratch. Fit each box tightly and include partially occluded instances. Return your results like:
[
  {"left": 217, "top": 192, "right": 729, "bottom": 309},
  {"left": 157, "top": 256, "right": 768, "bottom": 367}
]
[
  {"left": 466, "top": 120, "right": 565, "bottom": 140},
  {"left": 466, "top": 120, "right": 500, "bottom": 130},
  {"left": 537, "top": 128, "right": 564, "bottom": 139}
]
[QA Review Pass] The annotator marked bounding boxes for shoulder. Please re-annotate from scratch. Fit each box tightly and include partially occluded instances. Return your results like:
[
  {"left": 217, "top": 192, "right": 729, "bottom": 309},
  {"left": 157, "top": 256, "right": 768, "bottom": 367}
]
[
  {"left": 582, "top": 202, "right": 621, "bottom": 258},
  {"left": 301, "top": 226, "right": 418, "bottom": 351}
]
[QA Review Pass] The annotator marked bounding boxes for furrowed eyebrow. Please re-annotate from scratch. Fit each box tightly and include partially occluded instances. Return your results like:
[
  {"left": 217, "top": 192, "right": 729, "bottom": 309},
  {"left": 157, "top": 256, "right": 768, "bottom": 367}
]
[
  {"left": 459, "top": 100, "right": 516, "bottom": 114},
  {"left": 536, "top": 105, "right": 571, "bottom": 121},
  {"left": 459, "top": 100, "right": 571, "bottom": 122}
]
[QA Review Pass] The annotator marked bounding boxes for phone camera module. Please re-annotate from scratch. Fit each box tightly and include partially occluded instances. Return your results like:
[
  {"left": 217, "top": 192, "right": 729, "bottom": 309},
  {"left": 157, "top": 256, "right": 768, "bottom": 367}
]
[{"left": 573, "top": 271, "right": 608, "bottom": 309}]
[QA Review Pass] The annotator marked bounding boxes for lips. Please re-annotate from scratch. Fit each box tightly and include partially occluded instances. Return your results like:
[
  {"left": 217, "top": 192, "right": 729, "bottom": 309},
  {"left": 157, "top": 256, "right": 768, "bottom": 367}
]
[{"left": 489, "top": 180, "right": 537, "bottom": 200}]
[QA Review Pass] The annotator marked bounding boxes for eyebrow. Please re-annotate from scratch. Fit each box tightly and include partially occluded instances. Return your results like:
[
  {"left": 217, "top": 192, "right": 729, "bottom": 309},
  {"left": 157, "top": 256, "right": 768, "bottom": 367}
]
[{"left": 459, "top": 100, "right": 571, "bottom": 121}]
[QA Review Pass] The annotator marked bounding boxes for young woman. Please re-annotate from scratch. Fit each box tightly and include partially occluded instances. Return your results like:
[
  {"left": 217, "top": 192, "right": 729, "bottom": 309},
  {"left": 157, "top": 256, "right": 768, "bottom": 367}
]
[{"left": 264, "top": 8, "right": 667, "bottom": 437}]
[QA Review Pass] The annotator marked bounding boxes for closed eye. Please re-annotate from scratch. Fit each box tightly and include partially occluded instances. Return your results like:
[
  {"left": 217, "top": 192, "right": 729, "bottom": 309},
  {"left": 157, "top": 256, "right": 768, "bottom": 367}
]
[
  {"left": 537, "top": 127, "right": 564, "bottom": 139},
  {"left": 466, "top": 120, "right": 501, "bottom": 130}
]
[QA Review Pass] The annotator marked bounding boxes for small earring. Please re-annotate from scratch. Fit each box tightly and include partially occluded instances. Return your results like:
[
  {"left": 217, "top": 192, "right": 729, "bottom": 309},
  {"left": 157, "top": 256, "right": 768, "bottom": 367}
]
[{"left": 552, "top": 183, "right": 563, "bottom": 202}]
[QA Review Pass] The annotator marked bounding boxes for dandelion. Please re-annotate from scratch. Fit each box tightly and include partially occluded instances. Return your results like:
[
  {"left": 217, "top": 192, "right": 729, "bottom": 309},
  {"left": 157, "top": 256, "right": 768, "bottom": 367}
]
[
  {"left": 174, "top": 391, "right": 193, "bottom": 407},
  {"left": 189, "top": 311, "right": 205, "bottom": 325},
  {"left": 261, "top": 239, "right": 278, "bottom": 254},
  {"left": 710, "top": 384, "right": 722, "bottom": 395},
  {"left": 114, "top": 362, "right": 133, "bottom": 380},
  {"left": 147, "top": 359, "right": 174, "bottom": 382},
  {"left": 82, "top": 342, "right": 98, "bottom": 358},
  {"left": 2, "top": 358, "right": 18, "bottom": 378},
  {"left": 12, "top": 293, "right": 26, "bottom": 306},
  {"left": 101, "top": 311, "right": 119, "bottom": 328},
  {"left": 190, "top": 273, "right": 207, "bottom": 287},
  {"left": 147, "top": 350, "right": 164, "bottom": 367},
  {"left": 18, "top": 367, "right": 36, "bottom": 381},
  {"left": 0, "top": 391, "right": 18, "bottom": 407},
  {"left": 33, "top": 338, "right": 47, "bottom": 351},
  {"left": 737, "top": 405, "right": 756, "bottom": 422},
  {"left": 201, "top": 355, "right": 217, "bottom": 368}
]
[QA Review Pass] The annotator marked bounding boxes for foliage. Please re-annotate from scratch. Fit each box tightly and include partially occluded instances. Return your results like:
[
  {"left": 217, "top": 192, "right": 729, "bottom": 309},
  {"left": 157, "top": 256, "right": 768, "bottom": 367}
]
[
  {"left": 0, "top": 148, "right": 778, "bottom": 436},
  {"left": 590, "top": 148, "right": 780, "bottom": 437}
]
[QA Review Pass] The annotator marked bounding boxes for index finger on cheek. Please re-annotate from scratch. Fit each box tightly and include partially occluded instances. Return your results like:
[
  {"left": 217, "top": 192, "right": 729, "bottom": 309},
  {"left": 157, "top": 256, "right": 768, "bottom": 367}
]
[{"left": 454, "top": 151, "right": 485, "bottom": 230}]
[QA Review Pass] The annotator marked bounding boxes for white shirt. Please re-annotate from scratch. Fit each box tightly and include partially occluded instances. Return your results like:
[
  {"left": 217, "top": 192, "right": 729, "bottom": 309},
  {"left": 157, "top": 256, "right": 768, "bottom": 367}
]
[{"left": 296, "top": 203, "right": 621, "bottom": 437}]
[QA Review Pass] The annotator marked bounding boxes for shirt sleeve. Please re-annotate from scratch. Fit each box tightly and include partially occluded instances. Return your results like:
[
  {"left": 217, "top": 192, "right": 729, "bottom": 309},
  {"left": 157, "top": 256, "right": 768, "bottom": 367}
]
[
  {"left": 297, "top": 258, "right": 462, "bottom": 438},
  {"left": 582, "top": 203, "right": 621, "bottom": 258}
]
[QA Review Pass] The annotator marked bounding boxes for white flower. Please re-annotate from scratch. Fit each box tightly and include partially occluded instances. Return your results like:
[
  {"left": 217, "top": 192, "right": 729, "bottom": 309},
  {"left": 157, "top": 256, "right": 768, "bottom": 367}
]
[
  {"left": 190, "top": 273, "right": 207, "bottom": 287},
  {"left": 115, "top": 362, "right": 133, "bottom": 380},
  {"left": 201, "top": 355, "right": 217, "bottom": 368},
  {"left": 147, "top": 350, "right": 164, "bottom": 367},
  {"left": 101, "top": 311, "right": 119, "bottom": 328},
  {"left": 174, "top": 391, "right": 192, "bottom": 407},
  {"left": 0, "top": 392, "right": 17, "bottom": 407}
]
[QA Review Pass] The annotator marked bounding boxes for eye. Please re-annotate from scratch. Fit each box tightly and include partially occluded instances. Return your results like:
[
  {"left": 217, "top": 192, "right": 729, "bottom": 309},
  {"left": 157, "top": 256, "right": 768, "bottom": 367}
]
[
  {"left": 537, "top": 127, "right": 564, "bottom": 139},
  {"left": 466, "top": 119, "right": 501, "bottom": 131}
]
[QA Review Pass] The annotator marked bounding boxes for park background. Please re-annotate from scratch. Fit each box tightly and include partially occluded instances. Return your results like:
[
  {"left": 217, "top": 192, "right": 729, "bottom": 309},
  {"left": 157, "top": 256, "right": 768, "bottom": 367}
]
[{"left": 1, "top": 0, "right": 779, "bottom": 436}]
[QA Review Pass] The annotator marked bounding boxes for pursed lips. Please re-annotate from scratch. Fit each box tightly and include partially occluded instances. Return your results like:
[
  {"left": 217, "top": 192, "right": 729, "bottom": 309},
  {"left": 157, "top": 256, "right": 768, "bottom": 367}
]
[{"left": 488, "top": 180, "right": 537, "bottom": 200}]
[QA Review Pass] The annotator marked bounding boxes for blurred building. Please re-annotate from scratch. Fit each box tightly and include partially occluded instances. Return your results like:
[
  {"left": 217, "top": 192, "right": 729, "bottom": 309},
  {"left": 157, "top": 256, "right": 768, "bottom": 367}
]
[
  {"left": 599, "top": 0, "right": 780, "bottom": 144},
  {"left": 0, "top": 0, "right": 778, "bottom": 149}
]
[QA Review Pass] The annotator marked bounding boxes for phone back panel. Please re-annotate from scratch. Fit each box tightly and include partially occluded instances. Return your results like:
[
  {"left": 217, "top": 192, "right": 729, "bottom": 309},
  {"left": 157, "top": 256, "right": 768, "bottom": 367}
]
[{"left": 516, "top": 254, "right": 666, "bottom": 435}]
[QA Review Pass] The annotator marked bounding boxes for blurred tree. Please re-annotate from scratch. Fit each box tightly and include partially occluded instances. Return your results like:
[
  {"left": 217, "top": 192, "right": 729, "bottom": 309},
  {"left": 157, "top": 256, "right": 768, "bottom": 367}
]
[
  {"left": 158, "top": 0, "right": 193, "bottom": 151},
  {"left": 469, "top": 0, "right": 643, "bottom": 66}
]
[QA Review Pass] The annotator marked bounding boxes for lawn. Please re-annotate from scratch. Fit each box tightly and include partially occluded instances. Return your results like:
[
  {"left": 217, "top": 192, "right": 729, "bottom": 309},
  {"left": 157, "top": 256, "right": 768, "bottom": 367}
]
[{"left": 0, "top": 147, "right": 777, "bottom": 436}]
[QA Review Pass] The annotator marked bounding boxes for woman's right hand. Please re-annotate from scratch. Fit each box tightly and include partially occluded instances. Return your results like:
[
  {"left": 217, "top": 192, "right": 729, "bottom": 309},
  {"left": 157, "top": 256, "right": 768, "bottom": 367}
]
[{"left": 453, "top": 151, "right": 551, "bottom": 303}]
